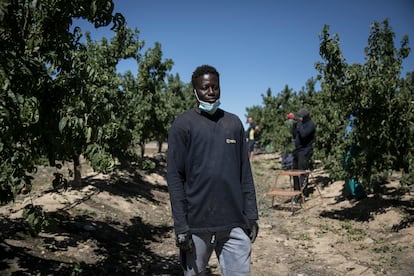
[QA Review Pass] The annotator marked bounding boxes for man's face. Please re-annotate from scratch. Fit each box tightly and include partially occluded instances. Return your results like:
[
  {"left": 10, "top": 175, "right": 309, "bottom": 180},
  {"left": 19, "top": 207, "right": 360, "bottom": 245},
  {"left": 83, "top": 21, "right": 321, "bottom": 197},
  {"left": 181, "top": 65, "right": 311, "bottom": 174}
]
[{"left": 194, "top": 73, "right": 220, "bottom": 103}]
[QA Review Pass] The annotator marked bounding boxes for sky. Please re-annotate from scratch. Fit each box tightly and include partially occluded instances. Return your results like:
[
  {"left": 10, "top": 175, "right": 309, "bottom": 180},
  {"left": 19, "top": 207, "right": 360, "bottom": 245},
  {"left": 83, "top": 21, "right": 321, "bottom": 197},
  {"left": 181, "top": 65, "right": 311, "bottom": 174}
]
[{"left": 77, "top": 0, "right": 414, "bottom": 127}]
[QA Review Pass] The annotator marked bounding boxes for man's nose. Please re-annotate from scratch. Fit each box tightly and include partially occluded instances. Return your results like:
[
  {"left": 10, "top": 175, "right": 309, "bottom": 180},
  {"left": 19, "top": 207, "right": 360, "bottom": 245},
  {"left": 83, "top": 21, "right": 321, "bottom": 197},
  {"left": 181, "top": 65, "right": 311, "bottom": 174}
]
[{"left": 207, "top": 87, "right": 215, "bottom": 95}]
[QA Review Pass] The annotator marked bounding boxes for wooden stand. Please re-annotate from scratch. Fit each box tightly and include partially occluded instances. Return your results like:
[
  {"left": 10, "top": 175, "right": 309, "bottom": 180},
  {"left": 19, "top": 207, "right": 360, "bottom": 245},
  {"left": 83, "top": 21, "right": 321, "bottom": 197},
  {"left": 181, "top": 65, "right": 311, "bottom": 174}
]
[{"left": 266, "top": 170, "right": 310, "bottom": 214}]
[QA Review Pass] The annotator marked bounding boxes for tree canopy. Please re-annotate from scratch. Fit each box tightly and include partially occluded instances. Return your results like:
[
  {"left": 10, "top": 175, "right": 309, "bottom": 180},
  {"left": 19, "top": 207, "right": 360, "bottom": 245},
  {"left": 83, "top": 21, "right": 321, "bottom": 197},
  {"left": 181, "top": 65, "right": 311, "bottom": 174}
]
[{"left": 248, "top": 20, "right": 413, "bottom": 191}]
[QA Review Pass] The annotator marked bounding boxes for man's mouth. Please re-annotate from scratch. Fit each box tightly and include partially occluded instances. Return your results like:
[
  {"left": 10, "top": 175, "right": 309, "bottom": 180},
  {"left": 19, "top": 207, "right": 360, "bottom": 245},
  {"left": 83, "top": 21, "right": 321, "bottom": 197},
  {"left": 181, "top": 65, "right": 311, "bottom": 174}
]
[{"left": 206, "top": 98, "right": 218, "bottom": 103}]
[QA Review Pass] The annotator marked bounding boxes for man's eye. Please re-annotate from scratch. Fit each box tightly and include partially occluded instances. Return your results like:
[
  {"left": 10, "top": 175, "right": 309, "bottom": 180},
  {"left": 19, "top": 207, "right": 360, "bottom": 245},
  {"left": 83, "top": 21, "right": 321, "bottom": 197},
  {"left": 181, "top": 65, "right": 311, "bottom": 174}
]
[{"left": 201, "top": 86, "right": 219, "bottom": 91}]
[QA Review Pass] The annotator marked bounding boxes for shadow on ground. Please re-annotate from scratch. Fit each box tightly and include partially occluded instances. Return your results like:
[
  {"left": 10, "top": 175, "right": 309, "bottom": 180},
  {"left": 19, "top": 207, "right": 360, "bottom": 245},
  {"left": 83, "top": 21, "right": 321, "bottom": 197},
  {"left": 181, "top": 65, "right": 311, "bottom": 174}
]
[
  {"left": 320, "top": 181, "right": 414, "bottom": 228},
  {"left": 0, "top": 213, "right": 181, "bottom": 275},
  {"left": 0, "top": 156, "right": 185, "bottom": 275}
]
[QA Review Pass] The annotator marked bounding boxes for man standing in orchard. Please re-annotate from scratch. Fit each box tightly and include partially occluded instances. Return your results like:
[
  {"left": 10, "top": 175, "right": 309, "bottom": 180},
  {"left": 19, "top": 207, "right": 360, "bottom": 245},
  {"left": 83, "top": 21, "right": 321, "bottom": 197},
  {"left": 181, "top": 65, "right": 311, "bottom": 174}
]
[
  {"left": 167, "top": 64, "right": 259, "bottom": 275},
  {"left": 292, "top": 108, "right": 316, "bottom": 196},
  {"left": 246, "top": 116, "right": 260, "bottom": 160}
]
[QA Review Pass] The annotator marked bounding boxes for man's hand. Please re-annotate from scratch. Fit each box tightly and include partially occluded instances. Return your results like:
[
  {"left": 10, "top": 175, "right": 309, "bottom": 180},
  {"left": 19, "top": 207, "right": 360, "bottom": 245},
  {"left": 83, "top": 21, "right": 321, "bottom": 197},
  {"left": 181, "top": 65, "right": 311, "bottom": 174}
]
[
  {"left": 249, "top": 220, "right": 259, "bottom": 243},
  {"left": 176, "top": 231, "right": 193, "bottom": 252}
]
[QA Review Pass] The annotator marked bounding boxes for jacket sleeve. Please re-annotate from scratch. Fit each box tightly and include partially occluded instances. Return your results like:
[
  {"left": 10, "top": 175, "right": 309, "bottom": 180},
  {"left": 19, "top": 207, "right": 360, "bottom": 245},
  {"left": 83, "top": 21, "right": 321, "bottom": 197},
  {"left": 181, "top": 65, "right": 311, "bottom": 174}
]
[
  {"left": 240, "top": 126, "right": 259, "bottom": 221},
  {"left": 166, "top": 120, "right": 190, "bottom": 234},
  {"left": 297, "top": 120, "right": 315, "bottom": 139}
]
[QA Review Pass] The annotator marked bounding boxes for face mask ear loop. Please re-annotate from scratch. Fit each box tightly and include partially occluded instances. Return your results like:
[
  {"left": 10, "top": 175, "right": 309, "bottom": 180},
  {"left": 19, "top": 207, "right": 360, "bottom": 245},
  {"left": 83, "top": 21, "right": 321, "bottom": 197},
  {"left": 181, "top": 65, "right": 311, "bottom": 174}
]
[
  {"left": 193, "top": 88, "right": 219, "bottom": 105},
  {"left": 193, "top": 89, "right": 201, "bottom": 102}
]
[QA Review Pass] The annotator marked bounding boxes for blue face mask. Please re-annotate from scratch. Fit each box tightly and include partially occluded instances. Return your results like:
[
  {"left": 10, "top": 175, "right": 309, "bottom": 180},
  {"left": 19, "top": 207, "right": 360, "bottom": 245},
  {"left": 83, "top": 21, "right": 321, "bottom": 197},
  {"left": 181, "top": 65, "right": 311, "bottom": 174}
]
[
  {"left": 199, "top": 99, "right": 221, "bottom": 114},
  {"left": 194, "top": 90, "right": 221, "bottom": 114}
]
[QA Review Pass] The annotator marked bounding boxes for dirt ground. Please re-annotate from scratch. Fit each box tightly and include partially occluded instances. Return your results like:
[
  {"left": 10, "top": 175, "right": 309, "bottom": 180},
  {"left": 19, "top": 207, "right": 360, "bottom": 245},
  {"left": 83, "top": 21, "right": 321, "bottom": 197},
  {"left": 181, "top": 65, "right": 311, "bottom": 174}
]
[{"left": 0, "top": 143, "right": 413, "bottom": 275}]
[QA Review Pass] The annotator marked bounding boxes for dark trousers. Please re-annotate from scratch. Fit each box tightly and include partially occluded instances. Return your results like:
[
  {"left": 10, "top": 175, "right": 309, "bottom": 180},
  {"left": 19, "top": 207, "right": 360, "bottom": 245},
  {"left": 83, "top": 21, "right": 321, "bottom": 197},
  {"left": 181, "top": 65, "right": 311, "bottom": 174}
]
[{"left": 293, "top": 149, "right": 312, "bottom": 192}]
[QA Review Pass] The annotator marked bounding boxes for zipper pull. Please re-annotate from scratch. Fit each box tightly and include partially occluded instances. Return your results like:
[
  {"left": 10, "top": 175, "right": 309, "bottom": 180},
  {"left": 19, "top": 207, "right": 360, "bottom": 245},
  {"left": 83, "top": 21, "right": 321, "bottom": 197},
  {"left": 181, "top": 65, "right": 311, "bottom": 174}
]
[{"left": 210, "top": 233, "right": 216, "bottom": 244}]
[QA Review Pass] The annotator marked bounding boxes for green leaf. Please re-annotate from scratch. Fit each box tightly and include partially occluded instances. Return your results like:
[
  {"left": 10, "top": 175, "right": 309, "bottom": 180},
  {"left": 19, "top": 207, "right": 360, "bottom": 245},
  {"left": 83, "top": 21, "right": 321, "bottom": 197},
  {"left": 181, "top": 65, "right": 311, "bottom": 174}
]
[
  {"left": 86, "top": 127, "right": 92, "bottom": 143},
  {"left": 59, "top": 117, "right": 68, "bottom": 132}
]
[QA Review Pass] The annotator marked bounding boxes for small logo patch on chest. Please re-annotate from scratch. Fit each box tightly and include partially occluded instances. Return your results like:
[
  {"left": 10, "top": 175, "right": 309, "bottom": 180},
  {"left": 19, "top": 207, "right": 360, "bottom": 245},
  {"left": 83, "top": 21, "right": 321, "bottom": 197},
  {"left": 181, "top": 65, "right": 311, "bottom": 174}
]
[{"left": 226, "top": 139, "right": 237, "bottom": 144}]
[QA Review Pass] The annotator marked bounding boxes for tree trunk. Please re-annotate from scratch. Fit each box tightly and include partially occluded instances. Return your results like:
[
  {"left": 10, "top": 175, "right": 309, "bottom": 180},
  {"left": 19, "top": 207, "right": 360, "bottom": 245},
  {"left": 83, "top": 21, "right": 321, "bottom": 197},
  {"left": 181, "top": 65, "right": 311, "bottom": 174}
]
[
  {"left": 73, "top": 155, "right": 82, "bottom": 187},
  {"left": 157, "top": 141, "right": 163, "bottom": 153},
  {"left": 140, "top": 142, "right": 145, "bottom": 158}
]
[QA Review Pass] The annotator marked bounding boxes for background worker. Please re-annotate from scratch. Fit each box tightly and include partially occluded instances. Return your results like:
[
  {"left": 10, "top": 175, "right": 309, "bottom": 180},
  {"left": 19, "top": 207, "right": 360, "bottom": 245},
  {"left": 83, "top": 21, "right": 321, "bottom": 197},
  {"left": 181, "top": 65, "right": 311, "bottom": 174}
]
[
  {"left": 246, "top": 116, "right": 260, "bottom": 160},
  {"left": 292, "top": 108, "right": 316, "bottom": 196}
]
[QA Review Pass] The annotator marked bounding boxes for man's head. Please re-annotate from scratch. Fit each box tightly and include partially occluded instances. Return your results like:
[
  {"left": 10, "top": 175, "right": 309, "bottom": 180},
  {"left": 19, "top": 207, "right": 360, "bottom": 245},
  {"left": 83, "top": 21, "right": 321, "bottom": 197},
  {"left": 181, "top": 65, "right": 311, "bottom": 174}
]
[
  {"left": 247, "top": 116, "right": 254, "bottom": 124},
  {"left": 192, "top": 65, "right": 220, "bottom": 105},
  {"left": 296, "top": 108, "right": 310, "bottom": 121}
]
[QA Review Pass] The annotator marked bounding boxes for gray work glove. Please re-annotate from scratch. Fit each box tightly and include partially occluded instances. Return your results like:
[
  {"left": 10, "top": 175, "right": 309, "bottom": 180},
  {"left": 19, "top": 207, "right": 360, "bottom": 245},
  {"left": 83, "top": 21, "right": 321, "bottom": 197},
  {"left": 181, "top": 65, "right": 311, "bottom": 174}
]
[
  {"left": 249, "top": 220, "right": 259, "bottom": 243},
  {"left": 176, "top": 231, "right": 193, "bottom": 252}
]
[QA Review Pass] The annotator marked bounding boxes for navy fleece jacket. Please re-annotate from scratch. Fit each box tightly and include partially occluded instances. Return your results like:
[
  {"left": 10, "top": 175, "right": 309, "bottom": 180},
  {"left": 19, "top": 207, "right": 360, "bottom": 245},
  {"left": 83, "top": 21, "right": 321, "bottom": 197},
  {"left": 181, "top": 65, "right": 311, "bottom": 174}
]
[{"left": 167, "top": 108, "right": 258, "bottom": 234}]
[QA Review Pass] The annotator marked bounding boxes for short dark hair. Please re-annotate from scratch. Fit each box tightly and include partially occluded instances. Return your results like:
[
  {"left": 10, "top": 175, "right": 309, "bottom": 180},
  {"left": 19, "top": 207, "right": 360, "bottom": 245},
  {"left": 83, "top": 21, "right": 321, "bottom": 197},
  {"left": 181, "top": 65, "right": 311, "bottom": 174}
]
[{"left": 191, "top": 65, "right": 220, "bottom": 88}]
